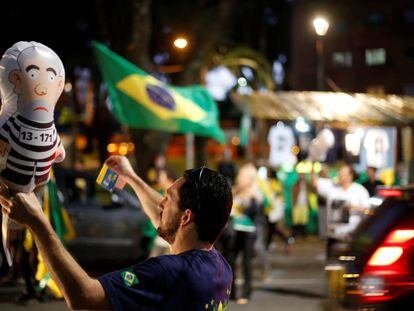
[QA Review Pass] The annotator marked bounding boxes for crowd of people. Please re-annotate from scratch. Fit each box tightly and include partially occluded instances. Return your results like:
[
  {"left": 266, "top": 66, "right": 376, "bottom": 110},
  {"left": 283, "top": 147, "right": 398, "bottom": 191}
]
[
  {"left": 212, "top": 151, "right": 384, "bottom": 304},
  {"left": 0, "top": 146, "right": 387, "bottom": 307}
]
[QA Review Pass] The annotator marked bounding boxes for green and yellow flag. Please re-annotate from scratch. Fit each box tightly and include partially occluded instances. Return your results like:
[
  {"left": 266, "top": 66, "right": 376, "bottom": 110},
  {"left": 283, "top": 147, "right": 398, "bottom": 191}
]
[{"left": 92, "top": 42, "right": 225, "bottom": 143}]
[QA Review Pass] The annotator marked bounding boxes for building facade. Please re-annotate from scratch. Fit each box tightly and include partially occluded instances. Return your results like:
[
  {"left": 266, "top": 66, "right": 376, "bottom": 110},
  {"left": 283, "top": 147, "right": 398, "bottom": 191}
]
[{"left": 291, "top": 0, "right": 414, "bottom": 95}]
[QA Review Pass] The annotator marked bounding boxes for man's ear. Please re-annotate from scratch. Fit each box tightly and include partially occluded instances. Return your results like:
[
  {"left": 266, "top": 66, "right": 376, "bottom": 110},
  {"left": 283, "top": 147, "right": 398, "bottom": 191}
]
[
  {"left": 181, "top": 209, "right": 194, "bottom": 226},
  {"left": 8, "top": 70, "right": 22, "bottom": 95},
  {"left": 57, "top": 77, "right": 64, "bottom": 93}
]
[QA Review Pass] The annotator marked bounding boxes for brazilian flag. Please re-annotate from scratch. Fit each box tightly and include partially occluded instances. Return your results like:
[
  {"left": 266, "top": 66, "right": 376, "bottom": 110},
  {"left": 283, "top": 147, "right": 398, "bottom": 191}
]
[{"left": 92, "top": 42, "right": 225, "bottom": 143}]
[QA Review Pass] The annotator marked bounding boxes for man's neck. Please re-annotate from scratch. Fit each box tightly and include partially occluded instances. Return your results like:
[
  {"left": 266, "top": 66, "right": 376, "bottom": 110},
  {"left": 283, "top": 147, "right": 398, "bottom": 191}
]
[
  {"left": 169, "top": 230, "right": 213, "bottom": 255},
  {"left": 341, "top": 182, "right": 353, "bottom": 190}
]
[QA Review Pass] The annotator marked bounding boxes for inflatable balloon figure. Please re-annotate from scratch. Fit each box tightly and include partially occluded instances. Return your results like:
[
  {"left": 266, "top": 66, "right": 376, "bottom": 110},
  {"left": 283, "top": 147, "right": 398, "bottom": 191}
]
[{"left": 0, "top": 41, "right": 66, "bottom": 265}]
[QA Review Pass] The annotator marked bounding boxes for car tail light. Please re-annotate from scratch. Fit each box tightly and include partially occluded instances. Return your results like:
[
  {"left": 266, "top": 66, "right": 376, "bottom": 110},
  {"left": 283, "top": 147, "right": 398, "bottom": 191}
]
[
  {"left": 385, "top": 230, "right": 414, "bottom": 244},
  {"left": 367, "top": 247, "right": 403, "bottom": 266},
  {"left": 360, "top": 229, "right": 414, "bottom": 303},
  {"left": 377, "top": 189, "right": 403, "bottom": 197}
]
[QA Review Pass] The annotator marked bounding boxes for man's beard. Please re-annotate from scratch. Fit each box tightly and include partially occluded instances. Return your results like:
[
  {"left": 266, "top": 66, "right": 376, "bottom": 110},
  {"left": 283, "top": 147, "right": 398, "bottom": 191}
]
[{"left": 157, "top": 219, "right": 180, "bottom": 244}]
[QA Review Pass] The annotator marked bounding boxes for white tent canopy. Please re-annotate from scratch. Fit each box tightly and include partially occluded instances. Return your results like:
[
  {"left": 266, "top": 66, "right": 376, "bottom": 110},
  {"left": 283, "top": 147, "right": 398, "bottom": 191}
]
[{"left": 231, "top": 91, "right": 414, "bottom": 125}]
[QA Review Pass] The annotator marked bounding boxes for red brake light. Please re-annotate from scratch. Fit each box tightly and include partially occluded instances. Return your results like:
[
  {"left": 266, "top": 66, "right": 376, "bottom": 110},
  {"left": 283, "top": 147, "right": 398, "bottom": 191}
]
[
  {"left": 361, "top": 228, "right": 414, "bottom": 303},
  {"left": 384, "top": 229, "right": 414, "bottom": 244},
  {"left": 366, "top": 230, "right": 414, "bottom": 267},
  {"left": 367, "top": 247, "right": 403, "bottom": 266},
  {"left": 377, "top": 189, "right": 403, "bottom": 197}
]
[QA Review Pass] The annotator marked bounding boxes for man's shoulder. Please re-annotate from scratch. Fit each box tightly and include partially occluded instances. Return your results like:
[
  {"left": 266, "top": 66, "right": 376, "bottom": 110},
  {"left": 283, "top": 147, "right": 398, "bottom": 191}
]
[
  {"left": 181, "top": 249, "right": 231, "bottom": 271},
  {"left": 142, "top": 254, "right": 184, "bottom": 271},
  {"left": 350, "top": 182, "right": 370, "bottom": 196},
  {"left": 145, "top": 249, "right": 230, "bottom": 272},
  {"left": 176, "top": 249, "right": 232, "bottom": 285},
  {"left": 351, "top": 182, "right": 367, "bottom": 191},
  {"left": 361, "top": 180, "right": 370, "bottom": 186}
]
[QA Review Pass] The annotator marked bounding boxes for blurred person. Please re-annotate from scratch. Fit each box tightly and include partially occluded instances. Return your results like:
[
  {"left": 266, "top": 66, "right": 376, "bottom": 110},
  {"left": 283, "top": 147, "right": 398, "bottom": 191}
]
[
  {"left": 217, "top": 147, "right": 237, "bottom": 185},
  {"left": 317, "top": 165, "right": 330, "bottom": 240},
  {"left": 362, "top": 166, "right": 383, "bottom": 197},
  {"left": 146, "top": 153, "right": 167, "bottom": 186},
  {"left": 265, "top": 169, "right": 294, "bottom": 252},
  {"left": 0, "top": 156, "right": 233, "bottom": 310},
  {"left": 259, "top": 167, "right": 294, "bottom": 254},
  {"left": 14, "top": 230, "right": 40, "bottom": 305},
  {"left": 312, "top": 163, "right": 370, "bottom": 258},
  {"left": 154, "top": 167, "right": 177, "bottom": 194},
  {"left": 226, "top": 163, "right": 267, "bottom": 304},
  {"left": 291, "top": 173, "right": 311, "bottom": 238},
  {"left": 255, "top": 166, "right": 274, "bottom": 280},
  {"left": 0, "top": 227, "right": 40, "bottom": 305}
]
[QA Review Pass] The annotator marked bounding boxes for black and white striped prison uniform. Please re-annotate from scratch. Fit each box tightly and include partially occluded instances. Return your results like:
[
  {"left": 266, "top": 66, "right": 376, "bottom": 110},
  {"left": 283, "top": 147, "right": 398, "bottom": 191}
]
[{"left": 0, "top": 114, "right": 61, "bottom": 189}]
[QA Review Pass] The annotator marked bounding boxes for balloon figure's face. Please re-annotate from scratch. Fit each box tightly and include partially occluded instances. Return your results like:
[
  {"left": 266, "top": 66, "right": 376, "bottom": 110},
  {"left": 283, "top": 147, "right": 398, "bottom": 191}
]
[{"left": 9, "top": 51, "right": 64, "bottom": 122}]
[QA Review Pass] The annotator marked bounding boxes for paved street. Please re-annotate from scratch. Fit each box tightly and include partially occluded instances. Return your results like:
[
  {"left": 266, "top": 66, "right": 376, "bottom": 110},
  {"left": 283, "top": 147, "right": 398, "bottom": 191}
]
[
  {"left": 230, "top": 236, "right": 327, "bottom": 311},
  {"left": 0, "top": 237, "right": 328, "bottom": 311}
]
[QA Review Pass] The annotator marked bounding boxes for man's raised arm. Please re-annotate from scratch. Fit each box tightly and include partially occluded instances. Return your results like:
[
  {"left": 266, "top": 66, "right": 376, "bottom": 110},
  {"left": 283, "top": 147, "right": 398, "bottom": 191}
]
[
  {"left": 105, "top": 156, "right": 163, "bottom": 227},
  {"left": 0, "top": 193, "right": 109, "bottom": 310}
]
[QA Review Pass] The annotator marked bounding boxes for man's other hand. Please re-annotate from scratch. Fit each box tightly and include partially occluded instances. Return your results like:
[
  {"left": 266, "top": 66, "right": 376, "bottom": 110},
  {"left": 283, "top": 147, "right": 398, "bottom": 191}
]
[
  {"left": 0, "top": 192, "right": 44, "bottom": 227},
  {"left": 0, "top": 140, "right": 10, "bottom": 157}
]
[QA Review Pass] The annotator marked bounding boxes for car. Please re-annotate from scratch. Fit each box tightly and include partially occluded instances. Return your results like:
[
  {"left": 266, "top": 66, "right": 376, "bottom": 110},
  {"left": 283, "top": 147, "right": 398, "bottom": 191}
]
[
  {"left": 326, "top": 185, "right": 414, "bottom": 310},
  {"left": 54, "top": 168, "right": 152, "bottom": 266}
]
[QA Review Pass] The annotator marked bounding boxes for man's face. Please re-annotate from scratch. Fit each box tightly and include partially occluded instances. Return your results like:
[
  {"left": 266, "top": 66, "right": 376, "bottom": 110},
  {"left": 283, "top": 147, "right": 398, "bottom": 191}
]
[
  {"left": 157, "top": 177, "right": 185, "bottom": 244},
  {"left": 10, "top": 53, "right": 63, "bottom": 121},
  {"left": 236, "top": 165, "right": 256, "bottom": 189},
  {"left": 367, "top": 168, "right": 376, "bottom": 181},
  {"left": 338, "top": 166, "right": 353, "bottom": 187}
]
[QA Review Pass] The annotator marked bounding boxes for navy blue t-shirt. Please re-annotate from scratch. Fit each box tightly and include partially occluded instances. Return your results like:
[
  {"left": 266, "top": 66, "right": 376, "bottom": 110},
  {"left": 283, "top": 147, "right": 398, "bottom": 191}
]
[{"left": 98, "top": 248, "right": 232, "bottom": 310}]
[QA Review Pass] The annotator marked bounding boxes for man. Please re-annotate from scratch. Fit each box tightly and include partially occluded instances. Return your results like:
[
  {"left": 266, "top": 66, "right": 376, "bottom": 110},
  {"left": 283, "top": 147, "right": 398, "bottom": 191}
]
[
  {"left": 312, "top": 164, "right": 370, "bottom": 257},
  {"left": 362, "top": 166, "right": 383, "bottom": 197},
  {"left": 0, "top": 156, "right": 233, "bottom": 310}
]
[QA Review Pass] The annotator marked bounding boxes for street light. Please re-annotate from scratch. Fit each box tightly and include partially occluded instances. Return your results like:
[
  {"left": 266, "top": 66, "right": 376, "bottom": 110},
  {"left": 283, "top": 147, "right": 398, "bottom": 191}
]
[
  {"left": 313, "top": 17, "right": 329, "bottom": 91},
  {"left": 313, "top": 17, "right": 329, "bottom": 36},
  {"left": 173, "top": 37, "right": 188, "bottom": 49}
]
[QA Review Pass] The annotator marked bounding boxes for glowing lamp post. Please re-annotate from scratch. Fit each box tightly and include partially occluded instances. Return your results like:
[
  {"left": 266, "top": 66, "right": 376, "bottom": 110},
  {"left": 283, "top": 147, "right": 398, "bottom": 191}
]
[
  {"left": 173, "top": 37, "right": 188, "bottom": 49},
  {"left": 313, "top": 17, "right": 329, "bottom": 91}
]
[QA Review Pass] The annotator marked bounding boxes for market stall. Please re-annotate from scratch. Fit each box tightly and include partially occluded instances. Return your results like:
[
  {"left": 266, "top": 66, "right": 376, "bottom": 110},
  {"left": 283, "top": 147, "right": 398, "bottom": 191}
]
[{"left": 231, "top": 90, "right": 414, "bottom": 229}]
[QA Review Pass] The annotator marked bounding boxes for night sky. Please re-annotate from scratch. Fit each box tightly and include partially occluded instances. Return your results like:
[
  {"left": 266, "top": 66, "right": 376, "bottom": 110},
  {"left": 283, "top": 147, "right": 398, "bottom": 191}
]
[
  {"left": 0, "top": 1, "right": 292, "bottom": 74},
  {"left": 0, "top": 1, "right": 98, "bottom": 67}
]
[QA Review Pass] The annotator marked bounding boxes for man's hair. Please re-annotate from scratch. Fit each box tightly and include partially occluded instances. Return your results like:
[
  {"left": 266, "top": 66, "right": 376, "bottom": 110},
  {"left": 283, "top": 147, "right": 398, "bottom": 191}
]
[{"left": 180, "top": 168, "right": 233, "bottom": 243}]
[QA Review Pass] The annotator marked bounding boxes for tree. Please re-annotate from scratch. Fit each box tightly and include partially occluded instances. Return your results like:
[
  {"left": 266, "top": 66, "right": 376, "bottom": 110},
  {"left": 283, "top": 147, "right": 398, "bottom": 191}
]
[{"left": 95, "top": 0, "right": 236, "bottom": 176}]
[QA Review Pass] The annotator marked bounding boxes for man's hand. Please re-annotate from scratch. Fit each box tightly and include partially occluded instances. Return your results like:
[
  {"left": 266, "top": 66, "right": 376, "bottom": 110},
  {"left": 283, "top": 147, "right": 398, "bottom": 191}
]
[
  {"left": 0, "top": 192, "right": 110, "bottom": 310},
  {"left": 55, "top": 144, "right": 66, "bottom": 163},
  {"left": 105, "top": 155, "right": 163, "bottom": 228},
  {"left": 0, "top": 192, "right": 44, "bottom": 228},
  {"left": 349, "top": 204, "right": 367, "bottom": 213},
  {"left": 0, "top": 140, "right": 10, "bottom": 157},
  {"left": 105, "top": 155, "right": 136, "bottom": 183}
]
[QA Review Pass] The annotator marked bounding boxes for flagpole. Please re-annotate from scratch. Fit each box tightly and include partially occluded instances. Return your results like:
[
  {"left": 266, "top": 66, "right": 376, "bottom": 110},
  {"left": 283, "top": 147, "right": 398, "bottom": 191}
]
[{"left": 186, "top": 133, "right": 195, "bottom": 169}]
